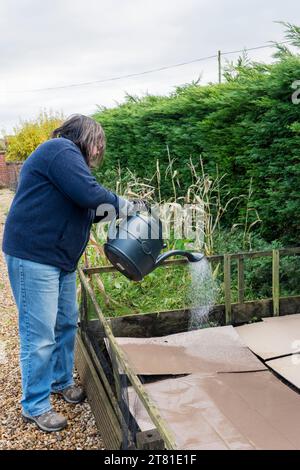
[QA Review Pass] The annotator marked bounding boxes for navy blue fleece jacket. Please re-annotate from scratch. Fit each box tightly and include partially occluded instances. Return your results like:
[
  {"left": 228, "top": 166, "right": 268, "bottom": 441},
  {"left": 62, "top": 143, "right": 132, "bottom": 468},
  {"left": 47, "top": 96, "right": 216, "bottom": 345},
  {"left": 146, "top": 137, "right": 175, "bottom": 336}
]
[{"left": 2, "top": 137, "right": 121, "bottom": 272}]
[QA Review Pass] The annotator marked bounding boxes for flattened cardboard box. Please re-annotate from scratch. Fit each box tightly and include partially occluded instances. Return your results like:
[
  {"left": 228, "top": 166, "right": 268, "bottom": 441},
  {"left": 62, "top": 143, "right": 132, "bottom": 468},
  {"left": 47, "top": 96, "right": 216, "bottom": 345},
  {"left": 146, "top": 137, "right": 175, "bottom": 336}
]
[
  {"left": 235, "top": 318, "right": 300, "bottom": 360},
  {"left": 129, "top": 371, "right": 300, "bottom": 450},
  {"left": 266, "top": 354, "right": 300, "bottom": 389},
  {"left": 115, "top": 326, "right": 266, "bottom": 375},
  {"left": 262, "top": 313, "right": 300, "bottom": 322}
]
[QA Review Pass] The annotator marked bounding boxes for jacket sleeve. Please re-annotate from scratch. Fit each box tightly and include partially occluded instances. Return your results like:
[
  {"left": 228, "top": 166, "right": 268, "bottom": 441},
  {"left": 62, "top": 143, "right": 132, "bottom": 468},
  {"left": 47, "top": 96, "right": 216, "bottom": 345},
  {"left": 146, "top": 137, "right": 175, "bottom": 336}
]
[
  {"left": 93, "top": 196, "right": 135, "bottom": 223},
  {"left": 47, "top": 147, "right": 120, "bottom": 210}
]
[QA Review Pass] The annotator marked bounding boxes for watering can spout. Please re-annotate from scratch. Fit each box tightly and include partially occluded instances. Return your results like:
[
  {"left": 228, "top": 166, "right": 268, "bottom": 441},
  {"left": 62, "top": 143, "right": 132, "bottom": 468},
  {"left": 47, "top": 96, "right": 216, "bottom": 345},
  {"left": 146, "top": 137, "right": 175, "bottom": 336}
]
[{"left": 155, "top": 250, "right": 205, "bottom": 268}]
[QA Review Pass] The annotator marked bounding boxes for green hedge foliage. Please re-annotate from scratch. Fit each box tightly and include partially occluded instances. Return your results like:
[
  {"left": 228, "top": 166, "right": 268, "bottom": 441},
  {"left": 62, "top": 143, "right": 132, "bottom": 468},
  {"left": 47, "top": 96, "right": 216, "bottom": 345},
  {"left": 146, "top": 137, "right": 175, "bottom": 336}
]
[{"left": 94, "top": 56, "right": 300, "bottom": 244}]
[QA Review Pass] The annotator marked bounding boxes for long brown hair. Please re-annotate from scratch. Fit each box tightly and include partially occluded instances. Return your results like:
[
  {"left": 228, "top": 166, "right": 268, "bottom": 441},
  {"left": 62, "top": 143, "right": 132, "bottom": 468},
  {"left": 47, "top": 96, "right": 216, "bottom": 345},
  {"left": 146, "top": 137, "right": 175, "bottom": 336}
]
[{"left": 51, "top": 114, "right": 106, "bottom": 166}]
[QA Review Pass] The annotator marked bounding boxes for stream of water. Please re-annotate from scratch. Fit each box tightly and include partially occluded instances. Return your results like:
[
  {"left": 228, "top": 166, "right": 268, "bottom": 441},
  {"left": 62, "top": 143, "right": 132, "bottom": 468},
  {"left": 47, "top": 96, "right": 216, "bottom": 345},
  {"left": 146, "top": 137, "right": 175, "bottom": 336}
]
[{"left": 188, "top": 257, "right": 218, "bottom": 330}]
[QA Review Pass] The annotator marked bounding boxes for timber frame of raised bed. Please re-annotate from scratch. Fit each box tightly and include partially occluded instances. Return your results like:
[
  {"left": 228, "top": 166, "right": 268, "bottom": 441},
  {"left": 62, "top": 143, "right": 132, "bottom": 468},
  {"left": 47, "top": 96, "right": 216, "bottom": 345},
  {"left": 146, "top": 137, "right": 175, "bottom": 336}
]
[{"left": 75, "top": 247, "right": 300, "bottom": 450}]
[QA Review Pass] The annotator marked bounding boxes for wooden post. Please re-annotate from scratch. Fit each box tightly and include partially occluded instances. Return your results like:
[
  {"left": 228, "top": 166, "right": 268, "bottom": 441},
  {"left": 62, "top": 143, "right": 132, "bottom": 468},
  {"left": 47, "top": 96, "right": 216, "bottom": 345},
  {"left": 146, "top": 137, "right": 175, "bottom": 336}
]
[
  {"left": 237, "top": 256, "right": 245, "bottom": 304},
  {"left": 272, "top": 249, "right": 280, "bottom": 316},
  {"left": 79, "top": 279, "right": 88, "bottom": 332},
  {"left": 136, "top": 429, "right": 165, "bottom": 450},
  {"left": 224, "top": 254, "right": 232, "bottom": 324},
  {"left": 218, "top": 50, "right": 222, "bottom": 84}
]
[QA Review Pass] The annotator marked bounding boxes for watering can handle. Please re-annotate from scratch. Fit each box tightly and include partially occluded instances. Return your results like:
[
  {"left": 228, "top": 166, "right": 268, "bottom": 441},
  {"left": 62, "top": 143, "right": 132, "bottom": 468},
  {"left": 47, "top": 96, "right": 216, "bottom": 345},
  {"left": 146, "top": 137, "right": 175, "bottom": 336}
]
[{"left": 107, "top": 200, "right": 158, "bottom": 240}]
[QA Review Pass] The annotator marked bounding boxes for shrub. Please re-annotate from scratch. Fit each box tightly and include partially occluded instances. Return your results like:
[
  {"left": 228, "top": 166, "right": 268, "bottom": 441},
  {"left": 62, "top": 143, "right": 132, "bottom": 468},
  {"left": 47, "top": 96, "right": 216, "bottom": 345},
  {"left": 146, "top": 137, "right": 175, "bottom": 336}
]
[{"left": 5, "top": 111, "right": 63, "bottom": 162}]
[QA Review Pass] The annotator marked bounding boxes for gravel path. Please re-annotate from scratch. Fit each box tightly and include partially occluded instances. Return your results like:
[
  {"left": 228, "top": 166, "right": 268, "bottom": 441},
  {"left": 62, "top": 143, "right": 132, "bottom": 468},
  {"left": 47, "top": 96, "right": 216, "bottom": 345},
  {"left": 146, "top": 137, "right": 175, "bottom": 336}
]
[{"left": 0, "top": 189, "right": 104, "bottom": 450}]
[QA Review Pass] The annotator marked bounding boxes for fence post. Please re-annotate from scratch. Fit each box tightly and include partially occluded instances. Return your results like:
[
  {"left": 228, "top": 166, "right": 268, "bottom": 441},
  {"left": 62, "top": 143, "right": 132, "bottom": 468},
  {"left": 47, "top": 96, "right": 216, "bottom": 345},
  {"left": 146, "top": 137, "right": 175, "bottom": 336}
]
[
  {"left": 272, "top": 249, "right": 280, "bottom": 316},
  {"left": 237, "top": 256, "right": 245, "bottom": 304},
  {"left": 224, "top": 254, "right": 232, "bottom": 324}
]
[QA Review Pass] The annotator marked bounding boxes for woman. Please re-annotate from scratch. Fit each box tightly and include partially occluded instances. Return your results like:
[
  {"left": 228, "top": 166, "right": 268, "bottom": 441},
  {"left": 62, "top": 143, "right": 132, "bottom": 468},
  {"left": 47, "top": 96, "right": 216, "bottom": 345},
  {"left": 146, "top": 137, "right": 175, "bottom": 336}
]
[{"left": 2, "top": 114, "right": 144, "bottom": 432}]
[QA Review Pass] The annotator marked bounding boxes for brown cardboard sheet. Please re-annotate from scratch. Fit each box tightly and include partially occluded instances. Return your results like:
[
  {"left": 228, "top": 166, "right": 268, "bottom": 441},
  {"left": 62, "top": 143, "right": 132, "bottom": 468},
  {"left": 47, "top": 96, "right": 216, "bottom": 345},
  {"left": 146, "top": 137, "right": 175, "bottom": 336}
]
[
  {"left": 266, "top": 355, "right": 300, "bottom": 389},
  {"left": 129, "top": 371, "right": 300, "bottom": 450},
  {"left": 115, "top": 326, "right": 266, "bottom": 375},
  {"left": 235, "top": 319, "right": 300, "bottom": 360},
  {"left": 263, "top": 313, "right": 300, "bottom": 322}
]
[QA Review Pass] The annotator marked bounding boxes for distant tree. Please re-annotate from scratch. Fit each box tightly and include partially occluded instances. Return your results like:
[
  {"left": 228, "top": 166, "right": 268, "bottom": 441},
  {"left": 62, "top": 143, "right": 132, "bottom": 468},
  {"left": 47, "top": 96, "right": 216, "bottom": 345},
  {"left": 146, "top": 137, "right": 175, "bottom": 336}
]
[{"left": 6, "top": 111, "right": 64, "bottom": 162}]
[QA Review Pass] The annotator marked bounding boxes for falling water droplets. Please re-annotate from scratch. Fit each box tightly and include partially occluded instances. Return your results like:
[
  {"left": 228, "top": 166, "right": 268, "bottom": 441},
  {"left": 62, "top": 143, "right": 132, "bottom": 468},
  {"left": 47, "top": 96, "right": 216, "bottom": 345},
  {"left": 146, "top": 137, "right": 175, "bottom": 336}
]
[{"left": 188, "top": 257, "right": 218, "bottom": 330}]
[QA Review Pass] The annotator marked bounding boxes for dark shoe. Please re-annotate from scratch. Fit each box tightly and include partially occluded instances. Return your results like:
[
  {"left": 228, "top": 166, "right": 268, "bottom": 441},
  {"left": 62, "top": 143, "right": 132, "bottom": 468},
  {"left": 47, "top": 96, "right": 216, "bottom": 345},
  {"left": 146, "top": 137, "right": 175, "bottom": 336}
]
[
  {"left": 54, "top": 385, "right": 86, "bottom": 404},
  {"left": 22, "top": 409, "right": 67, "bottom": 432}
]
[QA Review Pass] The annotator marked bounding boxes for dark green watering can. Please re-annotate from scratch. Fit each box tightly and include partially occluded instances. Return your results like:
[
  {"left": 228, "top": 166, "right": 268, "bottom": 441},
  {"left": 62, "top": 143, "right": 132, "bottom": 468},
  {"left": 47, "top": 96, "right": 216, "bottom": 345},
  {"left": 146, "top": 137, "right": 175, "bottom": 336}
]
[{"left": 104, "top": 211, "right": 204, "bottom": 281}]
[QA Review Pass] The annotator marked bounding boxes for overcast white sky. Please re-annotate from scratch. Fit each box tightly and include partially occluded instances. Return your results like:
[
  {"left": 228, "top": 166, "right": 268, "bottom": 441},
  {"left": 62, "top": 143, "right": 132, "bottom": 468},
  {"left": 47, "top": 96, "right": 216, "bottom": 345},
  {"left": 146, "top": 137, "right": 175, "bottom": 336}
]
[{"left": 0, "top": 0, "right": 299, "bottom": 133}]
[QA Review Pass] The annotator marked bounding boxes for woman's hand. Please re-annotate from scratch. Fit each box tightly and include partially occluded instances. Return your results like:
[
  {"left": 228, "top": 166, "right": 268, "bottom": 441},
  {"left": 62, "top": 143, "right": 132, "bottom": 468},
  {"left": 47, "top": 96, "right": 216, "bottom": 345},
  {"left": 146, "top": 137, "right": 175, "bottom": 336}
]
[
  {"left": 95, "top": 197, "right": 150, "bottom": 222},
  {"left": 129, "top": 199, "right": 150, "bottom": 214}
]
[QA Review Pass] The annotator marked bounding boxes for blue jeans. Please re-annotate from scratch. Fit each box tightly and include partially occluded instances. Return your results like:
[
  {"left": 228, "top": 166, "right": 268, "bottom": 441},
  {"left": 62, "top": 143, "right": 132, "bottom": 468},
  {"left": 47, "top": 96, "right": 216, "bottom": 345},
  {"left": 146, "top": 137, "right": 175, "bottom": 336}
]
[{"left": 4, "top": 254, "right": 78, "bottom": 417}]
